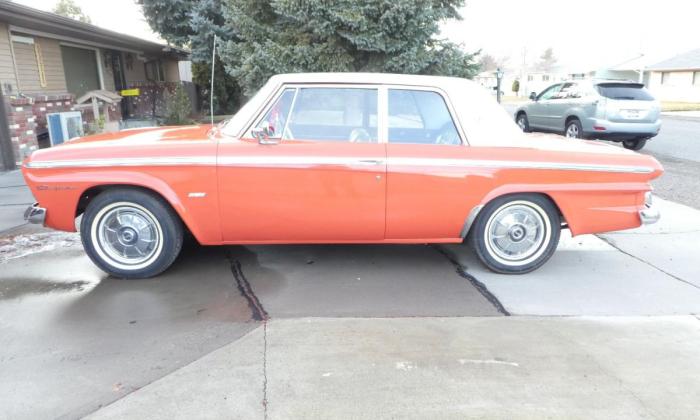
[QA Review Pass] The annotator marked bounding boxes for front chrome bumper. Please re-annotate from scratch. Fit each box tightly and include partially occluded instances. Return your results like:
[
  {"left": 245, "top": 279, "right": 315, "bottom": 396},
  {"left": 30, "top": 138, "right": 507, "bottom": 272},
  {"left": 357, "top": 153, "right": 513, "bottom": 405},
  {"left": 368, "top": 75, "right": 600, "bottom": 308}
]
[
  {"left": 24, "top": 203, "right": 46, "bottom": 225},
  {"left": 639, "top": 192, "right": 660, "bottom": 225}
]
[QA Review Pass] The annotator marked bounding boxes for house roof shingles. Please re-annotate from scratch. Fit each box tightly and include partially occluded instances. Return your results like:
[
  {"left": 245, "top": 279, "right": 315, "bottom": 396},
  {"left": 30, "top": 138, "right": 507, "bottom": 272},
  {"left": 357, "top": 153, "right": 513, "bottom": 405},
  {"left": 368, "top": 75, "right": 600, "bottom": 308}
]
[{"left": 648, "top": 48, "right": 700, "bottom": 71}]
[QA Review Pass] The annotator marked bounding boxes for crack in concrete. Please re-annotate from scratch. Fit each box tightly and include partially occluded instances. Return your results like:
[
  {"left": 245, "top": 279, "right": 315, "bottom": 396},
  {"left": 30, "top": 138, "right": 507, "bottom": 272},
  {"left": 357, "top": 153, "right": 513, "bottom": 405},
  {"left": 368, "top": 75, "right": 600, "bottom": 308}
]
[
  {"left": 432, "top": 246, "right": 511, "bottom": 316},
  {"left": 227, "top": 253, "right": 269, "bottom": 321},
  {"left": 597, "top": 236, "right": 700, "bottom": 291},
  {"left": 262, "top": 321, "right": 269, "bottom": 420},
  {"left": 225, "top": 251, "right": 270, "bottom": 418}
]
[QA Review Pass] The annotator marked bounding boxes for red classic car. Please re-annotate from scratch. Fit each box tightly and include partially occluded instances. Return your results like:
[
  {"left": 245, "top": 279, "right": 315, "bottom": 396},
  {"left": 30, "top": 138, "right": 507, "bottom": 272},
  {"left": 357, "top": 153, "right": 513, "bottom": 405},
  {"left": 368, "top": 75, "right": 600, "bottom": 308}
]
[{"left": 22, "top": 73, "right": 663, "bottom": 278}]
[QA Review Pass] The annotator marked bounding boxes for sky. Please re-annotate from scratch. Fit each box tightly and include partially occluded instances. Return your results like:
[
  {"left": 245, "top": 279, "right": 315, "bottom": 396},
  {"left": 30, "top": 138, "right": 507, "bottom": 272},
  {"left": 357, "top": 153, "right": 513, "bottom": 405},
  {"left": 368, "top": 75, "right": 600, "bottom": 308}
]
[
  {"left": 442, "top": 0, "right": 699, "bottom": 71},
  {"left": 13, "top": 0, "right": 700, "bottom": 72}
]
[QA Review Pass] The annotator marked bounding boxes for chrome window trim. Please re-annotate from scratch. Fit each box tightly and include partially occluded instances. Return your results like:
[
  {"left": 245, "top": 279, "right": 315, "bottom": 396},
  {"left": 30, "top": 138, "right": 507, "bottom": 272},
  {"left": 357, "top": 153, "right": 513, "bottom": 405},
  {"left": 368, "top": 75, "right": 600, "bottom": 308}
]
[
  {"left": 384, "top": 85, "right": 468, "bottom": 146},
  {"left": 241, "top": 83, "right": 383, "bottom": 143},
  {"left": 25, "top": 156, "right": 654, "bottom": 174}
]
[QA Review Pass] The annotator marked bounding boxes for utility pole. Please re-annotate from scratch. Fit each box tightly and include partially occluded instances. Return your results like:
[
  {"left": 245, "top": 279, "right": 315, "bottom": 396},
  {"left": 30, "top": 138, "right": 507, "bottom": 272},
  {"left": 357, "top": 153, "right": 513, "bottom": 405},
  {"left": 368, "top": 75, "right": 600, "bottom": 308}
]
[{"left": 496, "top": 67, "right": 504, "bottom": 104}]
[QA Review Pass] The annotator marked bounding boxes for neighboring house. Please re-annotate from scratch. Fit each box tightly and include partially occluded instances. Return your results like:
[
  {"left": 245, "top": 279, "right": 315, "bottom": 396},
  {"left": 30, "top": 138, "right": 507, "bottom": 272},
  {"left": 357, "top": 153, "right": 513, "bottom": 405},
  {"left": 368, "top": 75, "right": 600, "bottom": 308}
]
[
  {"left": 594, "top": 55, "right": 650, "bottom": 85},
  {"left": 474, "top": 69, "right": 567, "bottom": 98},
  {"left": 646, "top": 48, "right": 700, "bottom": 102},
  {"left": 0, "top": 1, "right": 190, "bottom": 169}
]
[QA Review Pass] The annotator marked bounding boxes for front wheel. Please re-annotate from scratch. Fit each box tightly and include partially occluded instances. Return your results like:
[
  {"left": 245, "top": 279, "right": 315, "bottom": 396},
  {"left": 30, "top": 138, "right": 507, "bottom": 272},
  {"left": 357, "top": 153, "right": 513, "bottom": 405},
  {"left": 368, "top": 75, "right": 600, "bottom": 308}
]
[
  {"left": 516, "top": 113, "right": 531, "bottom": 132},
  {"left": 80, "top": 188, "right": 184, "bottom": 279},
  {"left": 622, "top": 138, "right": 647, "bottom": 151},
  {"left": 469, "top": 194, "right": 561, "bottom": 274}
]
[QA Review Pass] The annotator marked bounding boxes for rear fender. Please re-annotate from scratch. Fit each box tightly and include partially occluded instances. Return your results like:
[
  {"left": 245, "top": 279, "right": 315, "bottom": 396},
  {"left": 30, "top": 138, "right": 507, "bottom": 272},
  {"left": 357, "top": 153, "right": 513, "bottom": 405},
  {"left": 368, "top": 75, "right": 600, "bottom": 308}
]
[{"left": 479, "top": 182, "right": 650, "bottom": 236}]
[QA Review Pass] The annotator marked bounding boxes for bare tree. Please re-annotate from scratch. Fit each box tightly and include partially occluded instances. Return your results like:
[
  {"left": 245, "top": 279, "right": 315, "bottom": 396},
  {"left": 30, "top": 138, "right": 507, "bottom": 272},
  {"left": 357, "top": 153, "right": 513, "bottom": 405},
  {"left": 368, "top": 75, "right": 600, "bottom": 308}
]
[
  {"left": 536, "top": 48, "right": 558, "bottom": 72},
  {"left": 53, "top": 0, "right": 92, "bottom": 24},
  {"left": 479, "top": 53, "right": 509, "bottom": 71}
]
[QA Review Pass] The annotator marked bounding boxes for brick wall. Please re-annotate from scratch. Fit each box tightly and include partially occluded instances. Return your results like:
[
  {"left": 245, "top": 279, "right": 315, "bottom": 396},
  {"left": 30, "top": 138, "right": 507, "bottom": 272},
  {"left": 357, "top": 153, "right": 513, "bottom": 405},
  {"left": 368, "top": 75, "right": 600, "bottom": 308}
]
[
  {"left": 4, "top": 93, "right": 123, "bottom": 163},
  {"left": 5, "top": 97, "right": 37, "bottom": 162}
]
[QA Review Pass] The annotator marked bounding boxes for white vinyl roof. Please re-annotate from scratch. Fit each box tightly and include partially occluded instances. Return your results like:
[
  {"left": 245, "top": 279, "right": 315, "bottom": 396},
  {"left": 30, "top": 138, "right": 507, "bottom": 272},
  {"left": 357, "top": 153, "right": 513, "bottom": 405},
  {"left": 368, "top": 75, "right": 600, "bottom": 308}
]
[{"left": 222, "top": 72, "right": 525, "bottom": 147}]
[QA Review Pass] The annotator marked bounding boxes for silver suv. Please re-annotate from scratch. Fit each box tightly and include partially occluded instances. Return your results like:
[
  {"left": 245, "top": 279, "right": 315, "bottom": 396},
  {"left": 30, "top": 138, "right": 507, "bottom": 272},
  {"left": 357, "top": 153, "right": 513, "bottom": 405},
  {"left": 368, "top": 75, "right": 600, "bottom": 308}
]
[{"left": 514, "top": 80, "right": 661, "bottom": 150}]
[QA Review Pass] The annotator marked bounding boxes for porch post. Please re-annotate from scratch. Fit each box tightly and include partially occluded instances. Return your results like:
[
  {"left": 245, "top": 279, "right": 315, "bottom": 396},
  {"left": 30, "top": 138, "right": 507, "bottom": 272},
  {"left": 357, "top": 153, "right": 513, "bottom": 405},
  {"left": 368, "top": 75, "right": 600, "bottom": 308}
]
[{"left": 0, "top": 88, "right": 17, "bottom": 171}]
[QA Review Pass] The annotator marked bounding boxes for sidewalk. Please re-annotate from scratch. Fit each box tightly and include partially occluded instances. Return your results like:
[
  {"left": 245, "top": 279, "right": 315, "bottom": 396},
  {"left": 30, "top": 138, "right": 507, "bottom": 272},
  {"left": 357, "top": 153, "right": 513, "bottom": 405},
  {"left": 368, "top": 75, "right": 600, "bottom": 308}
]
[
  {"left": 0, "top": 170, "right": 34, "bottom": 233},
  {"left": 86, "top": 316, "right": 700, "bottom": 420}
]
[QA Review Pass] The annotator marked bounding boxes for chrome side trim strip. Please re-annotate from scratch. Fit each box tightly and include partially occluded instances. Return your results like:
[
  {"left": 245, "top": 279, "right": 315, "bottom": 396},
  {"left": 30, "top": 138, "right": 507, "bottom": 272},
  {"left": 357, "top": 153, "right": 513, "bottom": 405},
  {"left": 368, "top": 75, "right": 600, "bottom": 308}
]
[
  {"left": 25, "top": 156, "right": 217, "bottom": 169},
  {"left": 387, "top": 158, "right": 654, "bottom": 174},
  {"left": 25, "top": 156, "right": 654, "bottom": 174},
  {"left": 217, "top": 156, "right": 386, "bottom": 167}
]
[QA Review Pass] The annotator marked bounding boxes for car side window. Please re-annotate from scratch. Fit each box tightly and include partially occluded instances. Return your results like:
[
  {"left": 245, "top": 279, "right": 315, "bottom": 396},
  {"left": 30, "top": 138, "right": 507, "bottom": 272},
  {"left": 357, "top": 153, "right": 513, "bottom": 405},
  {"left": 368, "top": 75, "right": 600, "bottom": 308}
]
[
  {"left": 553, "top": 83, "right": 575, "bottom": 99},
  {"left": 537, "top": 84, "right": 562, "bottom": 101},
  {"left": 388, "top": 89, "right": 460, "bottom": 145},
  {"left": 253, "top": 88, "right": 296, "bottom": 139},
  {"left": 284, "top": 88, "right": 378, "bottom": 142}
]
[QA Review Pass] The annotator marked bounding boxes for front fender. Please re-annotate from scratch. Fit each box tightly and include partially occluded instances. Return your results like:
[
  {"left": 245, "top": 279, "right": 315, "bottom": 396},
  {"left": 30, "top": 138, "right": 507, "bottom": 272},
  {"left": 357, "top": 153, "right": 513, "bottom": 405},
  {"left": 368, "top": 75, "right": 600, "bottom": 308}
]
[{"left": 23, "top": 167, "right": 221, "bottom": 244}]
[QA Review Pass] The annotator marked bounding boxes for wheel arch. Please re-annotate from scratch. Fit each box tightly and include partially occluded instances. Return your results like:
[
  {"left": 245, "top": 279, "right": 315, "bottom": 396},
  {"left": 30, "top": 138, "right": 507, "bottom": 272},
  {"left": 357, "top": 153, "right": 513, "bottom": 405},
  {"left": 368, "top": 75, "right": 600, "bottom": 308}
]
[
  {"left": 76, "top": 180, "right": 203, "bottom": 244},
  {"left": 462, "top": 190, "right": 569, "bottom": 239}
]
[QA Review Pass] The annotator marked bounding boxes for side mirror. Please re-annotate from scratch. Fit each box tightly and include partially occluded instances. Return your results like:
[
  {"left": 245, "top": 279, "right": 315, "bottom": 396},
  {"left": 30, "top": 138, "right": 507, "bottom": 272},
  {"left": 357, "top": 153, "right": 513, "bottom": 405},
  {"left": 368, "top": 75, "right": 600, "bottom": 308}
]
[
  {"left": 529, "top": 92, "right": 537, "bottom": 101},
  {"left": 252, "top": 121, "right": 279, "bottom": 145}
]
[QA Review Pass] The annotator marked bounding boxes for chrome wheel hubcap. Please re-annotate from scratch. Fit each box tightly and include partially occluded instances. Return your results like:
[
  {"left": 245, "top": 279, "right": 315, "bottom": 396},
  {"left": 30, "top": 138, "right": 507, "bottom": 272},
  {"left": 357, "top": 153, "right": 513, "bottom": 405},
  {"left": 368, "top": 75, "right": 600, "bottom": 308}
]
[
  {"left": 96, "top": 205, "right": 161, "bottom": 267},
  {"left": 517, "top": 117, "right": 526, "bottom": 130},
  {"left": 485, "top": 202, "right": 550, "bottom": 266},
  {"left": 566, "top": 124, "right": 579, "bottom": 138}
]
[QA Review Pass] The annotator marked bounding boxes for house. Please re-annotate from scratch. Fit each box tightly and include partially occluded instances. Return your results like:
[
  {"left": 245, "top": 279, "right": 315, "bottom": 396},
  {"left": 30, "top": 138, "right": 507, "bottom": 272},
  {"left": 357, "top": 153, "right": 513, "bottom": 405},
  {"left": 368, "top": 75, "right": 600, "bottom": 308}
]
[
  {"left": 646, "top": 48, "right": 700, "bottom": 102},
  {"left": 0, "top": 1, "right": 190, "bottom": 170}
]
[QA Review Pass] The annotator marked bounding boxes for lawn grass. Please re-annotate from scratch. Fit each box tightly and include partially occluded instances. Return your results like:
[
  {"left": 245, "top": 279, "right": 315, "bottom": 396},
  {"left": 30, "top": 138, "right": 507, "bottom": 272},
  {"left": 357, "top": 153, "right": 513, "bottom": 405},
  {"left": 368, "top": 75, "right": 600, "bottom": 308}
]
[{"left": 660, "top": 101, "right": 700, "bottom": 112}]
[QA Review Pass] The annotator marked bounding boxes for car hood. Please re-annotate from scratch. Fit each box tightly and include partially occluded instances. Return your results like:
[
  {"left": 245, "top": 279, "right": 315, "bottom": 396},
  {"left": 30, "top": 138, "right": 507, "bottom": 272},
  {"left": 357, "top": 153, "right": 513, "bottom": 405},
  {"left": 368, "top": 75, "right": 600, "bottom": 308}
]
[{"left": 24, "top": 125, "right": 214, "bottom": 166}]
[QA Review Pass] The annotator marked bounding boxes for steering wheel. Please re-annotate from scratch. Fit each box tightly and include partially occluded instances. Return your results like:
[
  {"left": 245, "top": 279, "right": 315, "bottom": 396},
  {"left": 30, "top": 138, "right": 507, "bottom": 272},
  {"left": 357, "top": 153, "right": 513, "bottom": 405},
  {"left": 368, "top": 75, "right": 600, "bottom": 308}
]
[
  {"left": 349, "top": 128, "right": 372, "bottom": 143},
  {"left": 435, "top": 122, "right": 461, "bottom": 145}
]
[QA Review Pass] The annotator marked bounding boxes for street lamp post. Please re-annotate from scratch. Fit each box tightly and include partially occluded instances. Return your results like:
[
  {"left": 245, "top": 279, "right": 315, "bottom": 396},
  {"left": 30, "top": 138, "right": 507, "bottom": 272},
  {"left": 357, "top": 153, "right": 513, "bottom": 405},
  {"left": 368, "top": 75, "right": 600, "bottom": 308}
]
[{"left": 496, "top": 67, "right": 504, "bottom": 104}]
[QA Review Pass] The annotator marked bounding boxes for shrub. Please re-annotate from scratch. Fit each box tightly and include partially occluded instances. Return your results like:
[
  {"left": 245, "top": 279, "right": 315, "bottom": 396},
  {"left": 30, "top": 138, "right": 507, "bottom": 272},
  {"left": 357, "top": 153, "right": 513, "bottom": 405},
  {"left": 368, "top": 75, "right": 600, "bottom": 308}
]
[{"left": 163, "top": 84, "right": 194, "bottom": 125}]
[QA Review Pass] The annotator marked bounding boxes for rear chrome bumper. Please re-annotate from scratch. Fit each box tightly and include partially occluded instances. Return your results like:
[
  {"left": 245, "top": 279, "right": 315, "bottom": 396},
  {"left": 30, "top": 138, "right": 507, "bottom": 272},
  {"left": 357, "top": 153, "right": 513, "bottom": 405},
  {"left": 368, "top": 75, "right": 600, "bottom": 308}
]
[
  {"left": 639, "top": 192, "right": 660, "bottom": 225},
  {"left": 24, "top": 203, "right": 46, "bottom": 225}
]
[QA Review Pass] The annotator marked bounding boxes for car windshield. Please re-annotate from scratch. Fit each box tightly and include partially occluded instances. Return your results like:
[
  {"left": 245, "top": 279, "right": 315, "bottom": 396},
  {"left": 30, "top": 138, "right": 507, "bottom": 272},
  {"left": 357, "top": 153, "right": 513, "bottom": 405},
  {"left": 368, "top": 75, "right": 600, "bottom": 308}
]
[{"left": 596, "top": 83, "right": 654, "bottom": 101}]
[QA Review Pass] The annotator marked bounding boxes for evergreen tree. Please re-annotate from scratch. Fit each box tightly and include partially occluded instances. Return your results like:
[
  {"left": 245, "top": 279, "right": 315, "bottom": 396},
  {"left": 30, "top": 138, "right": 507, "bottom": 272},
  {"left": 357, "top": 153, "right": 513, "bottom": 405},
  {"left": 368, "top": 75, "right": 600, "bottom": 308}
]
[
  {"left": 220, "top": 0, "right": 479, "bottom": 96},
  {"left": 139, "top": 0, "right": 479, "bottom": 105},
  {"left": 138, "top": 0, "right": 241, "bottom": 114}
]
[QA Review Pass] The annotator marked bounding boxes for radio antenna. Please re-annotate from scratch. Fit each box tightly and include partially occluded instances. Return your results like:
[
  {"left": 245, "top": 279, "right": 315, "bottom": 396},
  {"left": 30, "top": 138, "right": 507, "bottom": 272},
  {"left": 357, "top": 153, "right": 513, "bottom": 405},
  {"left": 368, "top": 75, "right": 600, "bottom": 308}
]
[{"left": 210, "top": 34, "right": 216, "bottom": 126}]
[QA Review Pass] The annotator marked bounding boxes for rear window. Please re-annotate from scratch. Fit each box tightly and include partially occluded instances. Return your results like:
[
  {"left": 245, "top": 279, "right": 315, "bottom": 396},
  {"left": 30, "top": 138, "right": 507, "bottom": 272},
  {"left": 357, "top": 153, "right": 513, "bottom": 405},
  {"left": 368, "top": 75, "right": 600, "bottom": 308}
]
[{"left": 596, "top": 83, "right": 654, "bottom": 101}]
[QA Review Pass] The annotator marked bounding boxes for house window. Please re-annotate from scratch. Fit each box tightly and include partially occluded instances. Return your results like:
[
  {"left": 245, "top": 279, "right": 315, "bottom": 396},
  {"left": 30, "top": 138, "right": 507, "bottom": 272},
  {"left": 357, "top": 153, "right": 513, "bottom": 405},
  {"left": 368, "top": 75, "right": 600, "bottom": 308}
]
[
  {"left": 527, "top": 75, "right": 533, "bottom": 81},
  {"left": 542, "top": 75, "right": 550, "bottom": 81},
  {"left": 661, "top": 72, "right": 670, "bottom": 84},
  {"left": 145, "top": 60, "right": 165, "bottom": 82},
  {"left": 11, "top": 34, "right": 49, "bottom": 91},
  {"left": 694, "top": 71, "right": 700, "bottom": 85},
  {"left": 60, "top": 45, "right": 101, "bottom": 97}
]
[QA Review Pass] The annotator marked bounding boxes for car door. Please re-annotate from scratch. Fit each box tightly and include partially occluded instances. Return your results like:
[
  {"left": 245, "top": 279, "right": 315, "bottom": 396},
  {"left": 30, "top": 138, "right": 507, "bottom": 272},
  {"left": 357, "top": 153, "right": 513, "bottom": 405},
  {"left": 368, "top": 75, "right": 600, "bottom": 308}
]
[
  {"left": 528, "top": 83, "right": 562, "bottom": 129},
  {"left": 546, "top": 82, "right": 575, "bottom": 130},
  {"left": 217, "top": 85, "right": 386, "bottom": 242},
  {"left": 384, "top": 87, "right": 474, "bottom": 240}
]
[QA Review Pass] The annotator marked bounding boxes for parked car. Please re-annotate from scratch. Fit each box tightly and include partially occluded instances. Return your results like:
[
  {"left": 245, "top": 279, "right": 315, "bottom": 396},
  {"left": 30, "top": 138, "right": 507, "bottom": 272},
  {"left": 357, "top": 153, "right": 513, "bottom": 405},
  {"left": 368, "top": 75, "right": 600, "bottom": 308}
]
[
  {"left": 22, "top": 73, "right": 663, "bottom": 279},
  {"left": 514, "top": 80, "right": 661, "bottom": 150}
]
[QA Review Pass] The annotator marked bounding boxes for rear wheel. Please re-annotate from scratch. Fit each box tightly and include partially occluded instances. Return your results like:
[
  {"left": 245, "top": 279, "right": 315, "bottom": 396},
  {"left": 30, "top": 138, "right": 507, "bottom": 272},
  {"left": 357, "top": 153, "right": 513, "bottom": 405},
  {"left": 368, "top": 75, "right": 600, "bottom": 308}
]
[
  {"left": 565, "top": 119, "right": 583, "bottom": 139},
  {"left": 470, "top": 194, "right": 561, "bottom": 274},
  {"left": 80, "top": 188, "right": 184, "bottom": 279},
  {"left": 516, "top": 113, "right": 531, "bottom": 132},
  {"left": 622, "top": 138, "right": 647, "bottom": 150}
]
